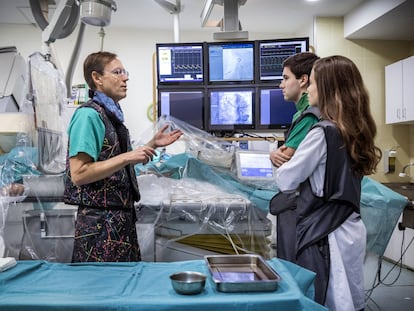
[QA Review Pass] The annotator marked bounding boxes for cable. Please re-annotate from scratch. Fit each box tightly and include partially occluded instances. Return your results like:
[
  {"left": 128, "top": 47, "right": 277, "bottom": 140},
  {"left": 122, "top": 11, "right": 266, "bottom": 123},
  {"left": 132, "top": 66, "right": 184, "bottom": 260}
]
[
  {"left": 379, "top": 234, "right": 414, "bottom": 286},
  {"left": 233, "top": 131, "right": 280, "bottom": 142},
  {"left": 365, "top": 232, "right": 414, "bottom": 309}
]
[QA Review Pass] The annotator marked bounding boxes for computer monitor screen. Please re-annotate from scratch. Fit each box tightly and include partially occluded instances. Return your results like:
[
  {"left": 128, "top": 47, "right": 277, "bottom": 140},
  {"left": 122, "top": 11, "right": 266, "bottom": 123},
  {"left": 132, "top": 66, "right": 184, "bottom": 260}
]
[
  {"left": 258, "top": 37, "right": 309, "bottom": 81},
  {"left": 158, "top": 89, "right": 204, "bottom": 129},
  {"left": 156, "top": 43, "right": 204, "bottom": 84},
  {"left": 257, "top": 88, "right": 297, "bottom": 130},
  {"left": 208, "top": 41, "right": 254, "bottom": 83},
  {"left": 235, "top": 150, "right": 276, "bottom": 182},
  {"left": 208, "top": 88, "right": 255, "bottom": 132}
]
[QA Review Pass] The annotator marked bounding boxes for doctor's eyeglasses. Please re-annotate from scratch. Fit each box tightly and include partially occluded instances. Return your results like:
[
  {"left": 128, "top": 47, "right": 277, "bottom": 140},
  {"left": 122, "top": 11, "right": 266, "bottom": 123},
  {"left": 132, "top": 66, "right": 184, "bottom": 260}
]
[{"left": 105, "top": 68, "right": 129, "bottom": 78}]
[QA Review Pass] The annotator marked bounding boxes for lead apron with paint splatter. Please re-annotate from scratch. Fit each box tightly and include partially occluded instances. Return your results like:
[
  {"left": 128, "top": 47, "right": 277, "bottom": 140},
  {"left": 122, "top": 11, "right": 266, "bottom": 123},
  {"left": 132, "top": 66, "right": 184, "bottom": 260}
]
[{"left": 64, "top": 100, "right": 141, "bottom": 262}]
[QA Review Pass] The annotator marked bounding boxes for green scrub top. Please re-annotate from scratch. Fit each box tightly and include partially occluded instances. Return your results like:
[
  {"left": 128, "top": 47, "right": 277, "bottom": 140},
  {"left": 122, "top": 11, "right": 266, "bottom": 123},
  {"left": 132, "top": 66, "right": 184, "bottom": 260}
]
[
  {"left": 284, "top": 93, "right": 319, "bottom": 149},
  {"left": 67, "top": 107, "right": 105, "bottom": 161}
]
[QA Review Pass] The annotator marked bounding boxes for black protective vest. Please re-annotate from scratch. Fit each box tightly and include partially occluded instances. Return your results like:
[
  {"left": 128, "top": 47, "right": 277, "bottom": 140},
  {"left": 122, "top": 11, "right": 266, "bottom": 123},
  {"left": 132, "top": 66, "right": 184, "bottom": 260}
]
[
  {"left": 284, "top": 106, "right": 321, "bottom": 141},
  {"left": 64, "top": 100, "right": 140, "bottom": 209},
  {"left": 272, "top": 120, "right": 362, "bottom": 304},
  {"left": 296, "top": 120, "right": 361, "bottom": 255}
]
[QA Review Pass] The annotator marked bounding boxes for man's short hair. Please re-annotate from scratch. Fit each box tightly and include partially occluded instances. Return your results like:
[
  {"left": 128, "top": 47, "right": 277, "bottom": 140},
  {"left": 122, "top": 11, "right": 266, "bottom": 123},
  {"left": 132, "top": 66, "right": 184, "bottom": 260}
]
[{"left": 282, "top": 52, "right": 320, "bottom": 79}]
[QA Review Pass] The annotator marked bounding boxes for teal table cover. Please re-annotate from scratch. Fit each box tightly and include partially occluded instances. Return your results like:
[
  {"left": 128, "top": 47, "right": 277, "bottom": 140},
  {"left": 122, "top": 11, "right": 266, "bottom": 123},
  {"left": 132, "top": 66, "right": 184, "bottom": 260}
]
[{"left": 0, "top": 259, "right": 327, "bottom": 311}]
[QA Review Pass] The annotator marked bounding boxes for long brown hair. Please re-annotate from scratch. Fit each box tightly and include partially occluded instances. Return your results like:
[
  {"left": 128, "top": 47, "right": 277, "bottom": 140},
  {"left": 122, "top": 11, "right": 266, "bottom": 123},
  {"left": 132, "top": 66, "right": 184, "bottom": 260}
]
[{"left": 312, "top": 55, "right": 381, "bottom": 176}]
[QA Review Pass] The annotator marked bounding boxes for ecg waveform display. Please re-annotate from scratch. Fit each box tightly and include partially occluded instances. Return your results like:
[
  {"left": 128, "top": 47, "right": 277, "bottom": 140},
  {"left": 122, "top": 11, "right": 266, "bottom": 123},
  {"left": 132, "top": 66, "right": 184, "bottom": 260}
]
[
  {"left": 157, "top": 44, "right": 204, "bottom": 83},
  {"left": 259, "top": 39, "right": 308, "bottom": 81},
  {"left": 172, "top": 49, "right": 203, "bottom": 74}
]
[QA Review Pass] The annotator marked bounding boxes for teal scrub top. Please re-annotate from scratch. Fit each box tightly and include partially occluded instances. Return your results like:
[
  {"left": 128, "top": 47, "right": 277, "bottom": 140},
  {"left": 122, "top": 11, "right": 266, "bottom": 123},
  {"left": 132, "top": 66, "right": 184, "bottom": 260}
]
[
  {"left": 285, "top": 93, "right": 319, "bottom": 149},
  {"left": 67, "top": 107, "right": 105, "bottom": 161}
]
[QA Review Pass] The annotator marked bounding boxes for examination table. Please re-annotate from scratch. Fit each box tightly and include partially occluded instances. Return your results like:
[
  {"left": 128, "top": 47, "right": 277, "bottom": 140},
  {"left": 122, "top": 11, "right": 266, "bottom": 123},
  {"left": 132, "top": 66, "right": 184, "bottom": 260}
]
[{"left": 0, "top": 258, "right": 327, "bottom": 311}]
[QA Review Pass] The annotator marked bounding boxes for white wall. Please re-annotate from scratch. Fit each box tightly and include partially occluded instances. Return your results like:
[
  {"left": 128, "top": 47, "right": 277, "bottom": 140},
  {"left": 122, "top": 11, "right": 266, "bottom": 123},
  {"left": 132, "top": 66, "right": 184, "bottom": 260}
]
[{"left": 0, "top": 23, "right": 311, "bottom": 142}]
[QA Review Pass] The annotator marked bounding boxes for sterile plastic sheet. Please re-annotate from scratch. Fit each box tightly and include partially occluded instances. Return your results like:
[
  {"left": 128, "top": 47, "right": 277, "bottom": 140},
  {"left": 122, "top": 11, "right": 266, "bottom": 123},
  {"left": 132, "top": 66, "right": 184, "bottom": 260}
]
[
  {"left": 134, "top": 116, "right": 278, "bottom": 260},
  {"left": 137, "top": 174, "right": 273, "bottom": 259},
  {"left": 0, "top": 133, "right": 39, "bottom": 257},
  {"left": 1, "top": 51, "right": 70, "bottom": 260},
  {"left": 0, "top": 138, "right": 69, "bottom": 261},
  {"left": 28, "top": 52, "right": 68, "bottom": 174}
]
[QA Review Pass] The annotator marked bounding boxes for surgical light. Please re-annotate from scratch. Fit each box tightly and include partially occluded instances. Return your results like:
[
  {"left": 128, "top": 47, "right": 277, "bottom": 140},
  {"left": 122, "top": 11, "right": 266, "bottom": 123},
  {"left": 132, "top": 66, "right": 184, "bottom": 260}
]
[{"left": 80, "top": 0, "right": 117, "bottom": 27}]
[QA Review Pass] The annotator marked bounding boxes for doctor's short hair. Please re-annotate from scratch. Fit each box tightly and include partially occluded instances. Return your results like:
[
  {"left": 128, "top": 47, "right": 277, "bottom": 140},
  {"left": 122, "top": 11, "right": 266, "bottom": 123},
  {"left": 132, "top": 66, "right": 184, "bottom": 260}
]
[
  {"left": 282, "top": 52, "right": 320, "bottom": 80},
  {"left": 83, "top": 51, "right": 118, "bottom": 90}
]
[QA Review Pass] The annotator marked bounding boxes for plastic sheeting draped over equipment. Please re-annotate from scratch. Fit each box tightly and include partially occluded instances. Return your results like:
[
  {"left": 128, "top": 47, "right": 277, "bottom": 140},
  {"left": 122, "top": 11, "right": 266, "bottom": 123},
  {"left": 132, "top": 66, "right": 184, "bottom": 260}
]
[{"left": 28, "top": 52, "right": 68, "bottom": 174}]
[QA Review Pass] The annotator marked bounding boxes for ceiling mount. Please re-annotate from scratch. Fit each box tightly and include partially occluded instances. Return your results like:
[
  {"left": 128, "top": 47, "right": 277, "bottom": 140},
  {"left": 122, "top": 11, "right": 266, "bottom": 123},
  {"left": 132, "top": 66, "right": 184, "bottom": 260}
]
[
  {"left": 153, "top": 0, "right": 182, "bottom": 42},
  {"left": 153, "top": 0, "right": 181, "bottom": 14},
  {"left": 201, "top": 0, "right": 248, "bottom": 40}
]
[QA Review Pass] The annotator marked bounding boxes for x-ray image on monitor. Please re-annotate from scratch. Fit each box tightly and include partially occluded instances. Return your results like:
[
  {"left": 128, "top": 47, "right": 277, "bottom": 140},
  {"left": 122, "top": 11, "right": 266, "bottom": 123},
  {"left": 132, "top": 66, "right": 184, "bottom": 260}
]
[
  {"left": 209, "top": 89, "right": 254, "bottom": 129},
  {"left": 208, "top": 42, "right": 254, "bottom": 83},
  {"left": 222, "top": 50, "right": 252, "bottom": 81}
]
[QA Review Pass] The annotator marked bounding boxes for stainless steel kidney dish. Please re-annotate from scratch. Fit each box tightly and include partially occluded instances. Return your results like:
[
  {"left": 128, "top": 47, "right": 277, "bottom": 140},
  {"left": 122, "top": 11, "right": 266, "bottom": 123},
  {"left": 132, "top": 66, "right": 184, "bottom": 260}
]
[{"left": 204, "top": 254, "right": 281, "bottom": 292}]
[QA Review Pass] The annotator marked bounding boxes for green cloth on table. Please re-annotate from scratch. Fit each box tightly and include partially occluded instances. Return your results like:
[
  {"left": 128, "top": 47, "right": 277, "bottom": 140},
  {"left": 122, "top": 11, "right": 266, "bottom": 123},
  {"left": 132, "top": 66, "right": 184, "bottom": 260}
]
[{"left": 0, "top": 259, "right": 327, "bottom": 311}]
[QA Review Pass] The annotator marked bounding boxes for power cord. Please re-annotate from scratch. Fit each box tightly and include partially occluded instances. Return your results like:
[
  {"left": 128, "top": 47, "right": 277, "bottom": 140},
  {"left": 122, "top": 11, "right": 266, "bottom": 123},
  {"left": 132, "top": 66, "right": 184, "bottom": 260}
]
[{"left": 365, "top": 232, "right": 414, "bottom": 310}]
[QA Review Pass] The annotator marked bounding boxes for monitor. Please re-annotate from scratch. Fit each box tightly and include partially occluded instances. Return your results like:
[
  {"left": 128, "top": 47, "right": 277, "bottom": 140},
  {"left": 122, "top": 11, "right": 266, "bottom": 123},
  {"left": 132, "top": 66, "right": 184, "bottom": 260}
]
[
  {"left": 235, "top": 150, "right": 276, "bottom": 182},
  {"left": 207, "top": 88, "right": 255, "bottom": 132},
  {"left": 156, "top": 43, "right": 204, "bottom": 84},
  {"left": 158, "top": 89, "right": 205, "bottom": 129},
  {"left": 257, "top": 88, "right": 297, "bottom": 130},
  {"left": 258, "top": 37, "right": 309, "bottom": 81},
  {"left": 207, "top": 41, "right": 255, "bottom": 83}
]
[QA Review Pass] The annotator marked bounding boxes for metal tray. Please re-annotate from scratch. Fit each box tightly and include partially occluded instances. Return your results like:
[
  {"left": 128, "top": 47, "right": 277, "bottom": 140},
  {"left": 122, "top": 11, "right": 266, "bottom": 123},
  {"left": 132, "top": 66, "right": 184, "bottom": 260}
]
[{"left": 204, "top": 254, "right": 281, "bottom": 292}]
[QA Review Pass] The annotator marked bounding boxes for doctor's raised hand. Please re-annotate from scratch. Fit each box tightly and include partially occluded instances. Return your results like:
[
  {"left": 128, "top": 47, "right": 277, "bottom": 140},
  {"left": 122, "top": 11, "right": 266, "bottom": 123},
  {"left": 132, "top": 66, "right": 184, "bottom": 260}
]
[{"left": 146, "top": 124, "right": 183, "bottom": 149}]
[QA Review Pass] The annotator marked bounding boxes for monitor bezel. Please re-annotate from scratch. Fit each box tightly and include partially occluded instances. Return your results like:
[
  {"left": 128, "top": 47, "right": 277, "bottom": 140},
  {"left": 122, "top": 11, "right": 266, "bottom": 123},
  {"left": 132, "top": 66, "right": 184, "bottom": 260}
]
[
  {"left": 234, "top": 149, "right": 277, "bottom": 182},
  {"left": 257, "top": 37, "right": 309, "bottom": 82},
  {"left": 206, "top": 40, "right": 256, "bottom": 85},
  {"left": 156, "top": 42, "right": 205, "bottom": 85},
  {"left": 206, "top": 86, "right": 256, "bottom": 133},
  {"left": 256, "top": 87, "right": 297, "bottom": 130},
  {"left": 157, "top": 87, "right": 206, "bottom": 130}
]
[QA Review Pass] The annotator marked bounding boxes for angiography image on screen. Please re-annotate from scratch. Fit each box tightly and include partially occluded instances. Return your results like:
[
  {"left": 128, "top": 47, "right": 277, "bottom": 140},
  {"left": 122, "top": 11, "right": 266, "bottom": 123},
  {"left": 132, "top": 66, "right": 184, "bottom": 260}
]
[
  {"left": 222, "top": 50, "right": 252, "bottom": 81},
  {"left": 210, "top": 90, "right": 253, "bottom": 125},
  {"left": 208, "top": 42, "right": 254, "bottom": 82}
]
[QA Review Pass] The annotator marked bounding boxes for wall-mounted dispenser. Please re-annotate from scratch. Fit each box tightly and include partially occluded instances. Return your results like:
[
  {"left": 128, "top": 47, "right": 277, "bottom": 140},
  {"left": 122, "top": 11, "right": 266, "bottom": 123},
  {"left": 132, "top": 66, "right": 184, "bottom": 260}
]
[{"left": 384, "top": 149, "right": 397, "bottom": 174}]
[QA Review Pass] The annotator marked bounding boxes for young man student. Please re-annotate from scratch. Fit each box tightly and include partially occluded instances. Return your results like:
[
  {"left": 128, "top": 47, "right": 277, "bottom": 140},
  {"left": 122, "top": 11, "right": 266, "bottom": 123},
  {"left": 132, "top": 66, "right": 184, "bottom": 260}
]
[
  {"left": 269, "top": 52, "right": 320, "bottom": 261},
  {"left": 270, "top": 52, "right": 320, "bottom": 167}
]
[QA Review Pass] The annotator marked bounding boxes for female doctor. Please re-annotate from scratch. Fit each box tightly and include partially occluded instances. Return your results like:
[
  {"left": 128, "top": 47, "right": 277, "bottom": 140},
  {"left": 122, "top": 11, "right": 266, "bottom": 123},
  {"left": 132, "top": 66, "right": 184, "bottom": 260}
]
[{"left": 275, "top": 55, "right": 381, "bottom": 310}]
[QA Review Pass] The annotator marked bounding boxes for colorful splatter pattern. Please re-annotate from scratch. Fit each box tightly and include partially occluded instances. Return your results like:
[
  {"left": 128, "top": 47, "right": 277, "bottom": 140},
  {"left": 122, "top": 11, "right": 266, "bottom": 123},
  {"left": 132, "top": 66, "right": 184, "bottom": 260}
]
[{"left": 72, "top": 206, "right": 141, "bottom": 262}]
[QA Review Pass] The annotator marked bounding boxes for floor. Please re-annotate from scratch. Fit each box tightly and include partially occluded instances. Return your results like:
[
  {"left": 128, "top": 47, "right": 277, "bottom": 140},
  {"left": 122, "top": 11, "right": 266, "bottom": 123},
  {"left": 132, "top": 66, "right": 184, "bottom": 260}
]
[{"left": 364, "top": 253, "right": 414, "bottom": 311}]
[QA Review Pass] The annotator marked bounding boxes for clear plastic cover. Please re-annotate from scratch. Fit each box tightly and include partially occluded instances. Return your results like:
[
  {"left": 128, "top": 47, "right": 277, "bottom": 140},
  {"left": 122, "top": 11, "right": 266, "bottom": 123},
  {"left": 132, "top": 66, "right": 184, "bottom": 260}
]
[
  {"left": 28, "top": 52, "right": 68, "bottom": 174},
  {"left": 135, "top": 116, "right": 275, "bottom": 261},
  {"left": 1, "top": 51, "right": 70, "bottom": 260}
]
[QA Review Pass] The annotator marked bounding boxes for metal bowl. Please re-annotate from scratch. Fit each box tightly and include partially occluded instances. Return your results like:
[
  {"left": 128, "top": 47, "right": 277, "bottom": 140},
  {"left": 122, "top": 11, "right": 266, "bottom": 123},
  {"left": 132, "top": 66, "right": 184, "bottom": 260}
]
[{"left": 170, "top": 271, "right": 206, "bottom": 295}]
